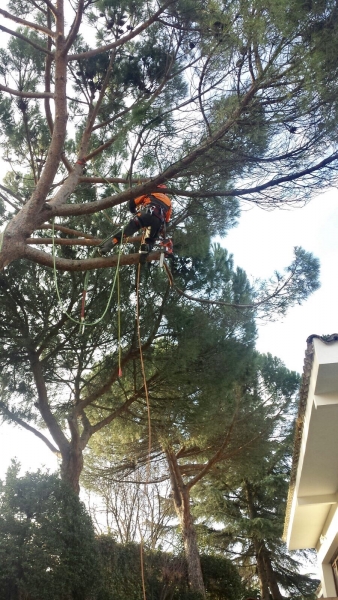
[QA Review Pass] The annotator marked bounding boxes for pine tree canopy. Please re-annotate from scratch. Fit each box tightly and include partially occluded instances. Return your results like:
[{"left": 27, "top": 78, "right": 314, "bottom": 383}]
[{"left": 0, "top": 0, "right": 337, "bottom": 272}]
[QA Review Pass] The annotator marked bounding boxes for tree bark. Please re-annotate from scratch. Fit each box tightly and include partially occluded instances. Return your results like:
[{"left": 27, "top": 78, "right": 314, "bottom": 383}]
[
  {"left": 176, "top": 490, "right": 205, "bottom": 598},
  {"left": 60, "top": 443, "right": 84, "bottom": 494},
  {"left": 261, "top": 545, "right": 284, "bottom": 600},
  {"left": 245, "top": 479, "right": 284, "bottom": 599},
  {"left": 254, "top": 540, "right": 270, "bottom": 600},
  {"left": 165, "top": 448, "right": 205, "bottom": 597}
]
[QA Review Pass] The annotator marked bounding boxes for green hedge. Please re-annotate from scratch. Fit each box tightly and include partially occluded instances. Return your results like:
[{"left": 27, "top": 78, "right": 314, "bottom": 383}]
[
  {"left": 0, "top": 467, "right": 243, "bottom": 600},
  {"left": 0, "top": 465, "right": 99, "bottom": 600},
  {"left": 96, "top": 536, "right": 243, "bottom": 600}
]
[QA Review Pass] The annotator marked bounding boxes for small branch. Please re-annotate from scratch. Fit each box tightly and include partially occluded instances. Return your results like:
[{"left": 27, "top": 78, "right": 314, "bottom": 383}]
[
  {"left": 164, "top": 263, "right": 294, "bottom": 311},
  {"left": 170, "top": 151, "right": 338, "bottom": 198},
  {"left": 0, "top": 83, "right": 53, "bottom": 99},
  {"left": 83, "top": 134, "right": 119, "bottom": 162},
  {"left": 0, "top": 192, "right": 19, "bottom": 212}
]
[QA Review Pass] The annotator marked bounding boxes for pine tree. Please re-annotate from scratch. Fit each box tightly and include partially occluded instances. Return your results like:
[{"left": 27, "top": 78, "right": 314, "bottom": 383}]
[
  {"left": 0, "top": 0, "right": 337, "bottom": 271},
  {"left": 193, "top": 354, "right": 319, "bottom": 600}
]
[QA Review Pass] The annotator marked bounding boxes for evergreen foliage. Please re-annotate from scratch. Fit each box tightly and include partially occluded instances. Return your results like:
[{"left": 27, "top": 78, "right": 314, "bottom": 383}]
[
  {"left": 0, "top": 462, "right": 99, "bottom": 600},
  {"left": 96, "top": 536, "right": 243, "bottom": 600},
  {"left": 193, "top": 354, "right": 319, "bottom": 599},
  {"left": 0, "top": 1, "right": 329, "bottom": 594}
]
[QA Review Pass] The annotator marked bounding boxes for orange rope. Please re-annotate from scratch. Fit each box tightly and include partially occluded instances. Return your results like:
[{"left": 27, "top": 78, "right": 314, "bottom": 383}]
[
  {"left": 136, "top": 260, "right": 152, "bottom": 475},
  {"left": 135, "top": 235, "right": 151, "bottom": 600}
]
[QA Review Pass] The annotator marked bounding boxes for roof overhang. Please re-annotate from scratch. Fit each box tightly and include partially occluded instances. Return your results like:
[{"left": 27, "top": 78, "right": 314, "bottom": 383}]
[{"left": 284, "top": 336, "right": 338, "bottom": 550}]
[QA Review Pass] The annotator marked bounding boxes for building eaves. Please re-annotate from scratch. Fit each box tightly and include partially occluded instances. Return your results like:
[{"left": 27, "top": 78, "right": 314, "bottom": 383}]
[{"left": 283, "top": 333, "right": 338, "bottom": 542}]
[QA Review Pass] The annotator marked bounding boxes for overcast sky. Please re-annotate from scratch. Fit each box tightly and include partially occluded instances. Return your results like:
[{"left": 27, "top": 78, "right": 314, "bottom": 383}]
[
  {"left": 1, "top": 187, "right": 337, "bottom": 478},
  {"left": 223, "top": 188, "right": 338, "bottom": 373}
]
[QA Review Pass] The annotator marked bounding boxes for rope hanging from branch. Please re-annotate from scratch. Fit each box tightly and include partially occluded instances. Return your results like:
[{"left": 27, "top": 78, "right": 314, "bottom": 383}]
[{"left": 52, "top": 218, "right": 124, "bottom": 332}]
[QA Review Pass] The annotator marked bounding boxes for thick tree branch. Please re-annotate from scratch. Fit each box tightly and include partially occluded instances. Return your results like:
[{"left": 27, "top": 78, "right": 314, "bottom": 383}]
[
  {"left": 27, "top": 237, "right": 100, "bottom": 246},
  {"left": 0, "top": 402, "right": 59, "bottom": 454},
  {"left": 28, "top": 350, "right": 69, "bottom": 454},
  {"left": 64, "top": 0, "right": 84, "bottom": 54},
  {"left": 186, "top": 402, "right": 239, "bottom": 490},
  {"left": 48, "top": 83, "right": 259, "bottom": 218},
  {"left": 0, "top": 5, "right": 68, "bottom": 266},
  {"left": 24, "top": 244, "right": 161, "bottom": 270},
  {"left": 44, "top": 9, "right": 55, "bottom": 133},
  {"left": 42, "top": 0, "right": 58, "bottom": 17}
]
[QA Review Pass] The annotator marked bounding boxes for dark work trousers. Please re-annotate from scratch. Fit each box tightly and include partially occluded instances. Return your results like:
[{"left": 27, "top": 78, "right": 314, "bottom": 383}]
[{"left": 115, "top": 211, "right": 163, "bottom": 249}]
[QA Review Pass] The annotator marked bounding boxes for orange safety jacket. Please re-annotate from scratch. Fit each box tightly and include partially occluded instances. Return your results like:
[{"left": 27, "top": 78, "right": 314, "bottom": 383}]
[{"left": 133, "top": 192, "right": 172, "bottom": 223}]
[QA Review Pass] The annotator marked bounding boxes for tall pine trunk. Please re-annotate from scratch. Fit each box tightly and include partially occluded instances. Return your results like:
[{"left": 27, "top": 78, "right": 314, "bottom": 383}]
[
  {"left": 175, "top": 489, "right": 205, "bottom": 597},
  {"left": 245, "top": 480, "right": 283, "bottom": 600},
  {"left": 60, "top": 443, "right": 84, "bottom": 494},
  {"left": 254, "top": 540, "right": 270, "bottom": 600}
]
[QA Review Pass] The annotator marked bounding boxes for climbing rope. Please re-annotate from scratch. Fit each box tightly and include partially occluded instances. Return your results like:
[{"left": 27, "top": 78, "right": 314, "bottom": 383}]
[
  {"left": 135, "top": 258, "right": 152, "bottom": 475},
  {"left": 52, "top": 218, "right": 124, "bottom": 333}
]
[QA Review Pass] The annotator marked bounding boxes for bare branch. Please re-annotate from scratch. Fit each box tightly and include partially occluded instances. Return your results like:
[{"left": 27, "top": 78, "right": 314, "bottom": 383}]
[
  {"left": 0, "top": 402, "right": 59, "bottom": 454},
  {"left": 0, "top": 192, "right": 19, "bottom": 212},
  {"left": 64, "top": 0, "right": 84, "bottom": 54},
  {"left": 0, "top": 184, "right": 24, "bottom": 205},
  {"left": 0, "top": 7, "right": 55, "bottom": 37},
  {"left": 24, "top": 243, "right": 162, "bottom": 271},
  {"left": 0, "top": 24, "right": 54, "bottom": 55},
  {"left": 0, "top": 83, "right": 53, "bottom": 99}
]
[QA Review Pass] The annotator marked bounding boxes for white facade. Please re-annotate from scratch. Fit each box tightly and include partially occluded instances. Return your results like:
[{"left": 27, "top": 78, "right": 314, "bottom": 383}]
[{"left": 284, "top": 336, "right": 338, "bottom": 598}]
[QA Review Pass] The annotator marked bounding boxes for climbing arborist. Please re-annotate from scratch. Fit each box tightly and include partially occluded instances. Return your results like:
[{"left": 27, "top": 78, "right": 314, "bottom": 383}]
[{"left": 99, "top": 184, "right": 172, "bottom": 255}]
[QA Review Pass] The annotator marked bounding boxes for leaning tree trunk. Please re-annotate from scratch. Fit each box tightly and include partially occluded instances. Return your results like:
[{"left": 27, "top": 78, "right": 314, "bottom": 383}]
[
  {"left": 254, "top": 540, "right": 270, "bottom": 600},
  {"left": 165, "top": 448, "right": 205, "bottom": 597},
  {"left": 261, "top": 544, "right": 284, "bottom": 600},
  {"left": 245, "top": 480, "right": 270, "bottom": 600}
]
